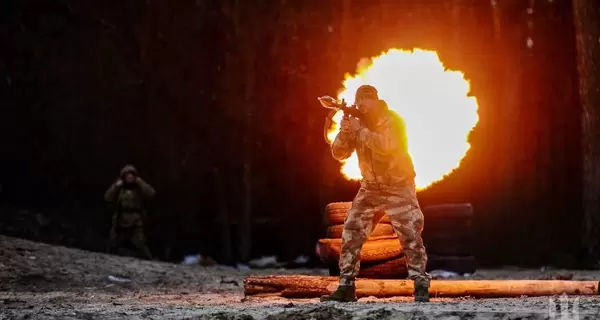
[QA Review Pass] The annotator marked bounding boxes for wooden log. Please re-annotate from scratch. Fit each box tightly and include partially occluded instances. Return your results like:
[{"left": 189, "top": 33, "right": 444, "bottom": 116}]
[
  {"left": 327, "top": 256, "right": 409, "bottom": 279},
  {"left": 243, "top": 275, "right": 599, "bottom": 298},
  {"left": 327, "top": 223, "right": 395, "bottom": 238},
  {"left": 317, "top": 237, "right": 403, "bottom": 263},
  {"left": 325, "top": 202, "right": 391, "bottom": 225}
]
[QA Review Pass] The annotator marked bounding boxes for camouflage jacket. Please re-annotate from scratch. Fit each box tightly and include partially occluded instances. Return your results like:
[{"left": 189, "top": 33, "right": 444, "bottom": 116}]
[
  {"left": 331, "top": 110, "right": 416, "bottom": 188},
  {"left": 104, "top": 179, "right": 156, "bottom": 212}
]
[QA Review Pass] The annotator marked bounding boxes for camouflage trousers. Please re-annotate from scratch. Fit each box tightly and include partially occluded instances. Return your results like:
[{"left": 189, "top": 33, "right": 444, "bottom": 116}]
[
  {"left": 339, "top": 181, "right": 430, "bottom": 286},
  {"left": 108, "top": 212, "right": 153, "bottom": 259}
]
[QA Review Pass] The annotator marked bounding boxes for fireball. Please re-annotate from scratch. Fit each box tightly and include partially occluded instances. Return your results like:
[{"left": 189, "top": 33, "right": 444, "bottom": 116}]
[{"left": 327, "top": 48, "right": 479, "bottom": 191}]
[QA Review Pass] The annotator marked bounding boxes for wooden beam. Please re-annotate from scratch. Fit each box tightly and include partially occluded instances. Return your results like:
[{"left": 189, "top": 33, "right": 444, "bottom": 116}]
[{"left": 244, "top": 275, "right": 599, "bottom": 298}]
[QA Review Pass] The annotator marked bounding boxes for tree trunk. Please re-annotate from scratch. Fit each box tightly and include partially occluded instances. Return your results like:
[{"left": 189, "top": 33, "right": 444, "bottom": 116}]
[
  {"left": 239, "top": 35, "right": 257, "bottom": 263},
  {"left": 213, "top": 167, "right": 232, "bottom": 263},
  {"left": 139, "top": 0, "right": 153, "bottom": 66},
  {"left": 244, "top": 275, "right": 600, "bottom": 298},
  {"left": 573, "top": 0, "right": 600, "bottom": 265},
  {"left": 340, "top": 0, "right": 352, "bottom": 71},
  {"left": 491, "top": 0, "right": 501, "bottom": 40},
  {"left": 240, "top": 145, "right": 252, "bottom": 262},
  {"left": 489, "top": 0, "right": 522, "bottom": 260},
  {"left": 219, "top": 0, "right": 260, "bottom": 263}
]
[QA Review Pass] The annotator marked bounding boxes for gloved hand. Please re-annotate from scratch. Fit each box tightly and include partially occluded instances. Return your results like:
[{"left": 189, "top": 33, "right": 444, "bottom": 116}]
[{"left": 340, "top": 116, "right": 361, "bottom": 133}]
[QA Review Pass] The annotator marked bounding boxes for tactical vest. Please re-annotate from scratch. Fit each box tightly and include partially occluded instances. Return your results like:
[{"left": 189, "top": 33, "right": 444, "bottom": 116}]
[{"left": 117, "top": 187, "right": 145, "bottom": 212}]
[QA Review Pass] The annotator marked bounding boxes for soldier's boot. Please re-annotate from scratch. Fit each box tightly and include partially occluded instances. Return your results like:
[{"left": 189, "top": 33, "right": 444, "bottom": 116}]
[
  {"left": 414, "top": 278, "right": 430, "bottom": 302},
  {"left": 131, "top": 239, "right": 153, "bottom": 260},
  {"left": 320, "top": 285, "right": 357, "bottom": 302},
  {"left": 107, "top": 228, "right": 118, "bottom": 254},
  {"left": 138, "top": 245, "right": 154, "bottom": 260},
  {"left": 131, "top": 227, "right": 153, "bottom": 260}
]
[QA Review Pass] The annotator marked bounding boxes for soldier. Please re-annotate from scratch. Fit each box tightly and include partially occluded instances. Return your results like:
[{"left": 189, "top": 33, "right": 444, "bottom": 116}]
[
  {"left": 320, "top": 85, "right": 431, "bottom": 303},
  {"left": 104, "top": 164, "right": 156, "bottom": 260}
]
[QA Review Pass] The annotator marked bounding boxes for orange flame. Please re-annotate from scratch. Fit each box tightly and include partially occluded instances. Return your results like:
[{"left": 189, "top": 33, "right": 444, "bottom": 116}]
[{"left": 327, "top": 48, "right": 479, "bottom": 191}]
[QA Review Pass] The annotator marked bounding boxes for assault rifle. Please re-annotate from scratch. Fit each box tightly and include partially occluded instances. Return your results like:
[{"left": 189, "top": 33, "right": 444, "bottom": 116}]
[
  {"left": 318, "top": 95, "right": 364, "bottom": 144},
  {"left": 317, "top": 96, "right": 363, "bottom": 119}
]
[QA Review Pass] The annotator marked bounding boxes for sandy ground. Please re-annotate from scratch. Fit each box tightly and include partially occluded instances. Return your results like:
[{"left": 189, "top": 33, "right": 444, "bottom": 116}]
[{"left": 1, "top": 235, "right": 600, "bottom": 319}]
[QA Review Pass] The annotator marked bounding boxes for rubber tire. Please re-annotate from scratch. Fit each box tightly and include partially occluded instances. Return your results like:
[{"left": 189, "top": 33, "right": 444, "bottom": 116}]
[
  {"left": 326, "top": 202, "right": 474, "bottom": 226},
  {"left": 326, "top": 223, "right": 395, "bottom": 238},
  {"left": 325, "top": 202, "right": 353, "bottom": 211},
  {"left": 422, "top": 230, "right": 473, "bottom": 243},
  {"left": 325, "top": 202, "right": 391, "bottom": 225},
  {"left": 423, "top": 229, "right": 473, "bottom": 256},
  {"left": 327, "top": 256, "right": 408, "bottom": 279},
  {"left": 317, "top": 237, "right": 403, "bottom": 264},
  {"left": 426, "top": 254, "right": 477, "bottom": 274},
  {"left": 359, "top": 256, "right": 408, "bottom": 279},
  {"left": 422, "top": 203, "right": 474, "bottom": 220},
  {"left": 424, "top": 242, "right": 472, "bottom": 256},
  {"left": 425, "top": 219, "right": 473, "bottom": 232}
]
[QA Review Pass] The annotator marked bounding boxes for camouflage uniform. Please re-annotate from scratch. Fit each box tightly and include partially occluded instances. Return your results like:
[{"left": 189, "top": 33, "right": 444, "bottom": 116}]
[
  {"left": 105, "top": 165, "right": 156, "bottom": 259},
  {"left": 322, "top": 85, "right": 430, "bottom": 302}
]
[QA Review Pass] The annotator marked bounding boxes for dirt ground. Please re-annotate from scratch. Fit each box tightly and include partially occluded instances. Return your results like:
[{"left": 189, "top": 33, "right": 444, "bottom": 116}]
[{"left": 1, "top": 235, "right": 600, "bottom": 319}]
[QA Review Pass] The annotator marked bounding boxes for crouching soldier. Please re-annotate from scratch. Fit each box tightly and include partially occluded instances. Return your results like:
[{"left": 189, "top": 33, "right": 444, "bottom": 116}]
[{"left": 105, "top": 165, "right": 155, "bottom": 260}]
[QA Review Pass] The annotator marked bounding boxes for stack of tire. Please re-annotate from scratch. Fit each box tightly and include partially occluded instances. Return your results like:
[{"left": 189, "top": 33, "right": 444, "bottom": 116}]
[{"left": 316, "top": 202, "right": 476, "bottom": 278}]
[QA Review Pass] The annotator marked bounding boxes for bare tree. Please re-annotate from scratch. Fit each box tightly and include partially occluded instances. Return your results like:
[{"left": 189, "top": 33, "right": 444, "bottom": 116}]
[
  {"left": 573, "top": 0, "right": 600, "bottom": 265},
  {"left": 219, "top": 0, "right": 288, "bottom": 262}
]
